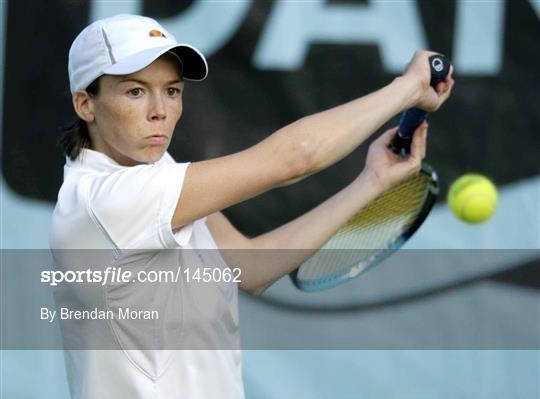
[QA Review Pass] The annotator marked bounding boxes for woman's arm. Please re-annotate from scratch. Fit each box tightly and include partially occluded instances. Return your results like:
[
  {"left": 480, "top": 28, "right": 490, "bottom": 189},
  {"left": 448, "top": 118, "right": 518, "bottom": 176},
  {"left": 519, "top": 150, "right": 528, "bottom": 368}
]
[
  {"left": 208, "top": 123, "right": 430, "bottom": 295},
  {"left": 173, "top": 51, "right": 454, "bottom": 229}
]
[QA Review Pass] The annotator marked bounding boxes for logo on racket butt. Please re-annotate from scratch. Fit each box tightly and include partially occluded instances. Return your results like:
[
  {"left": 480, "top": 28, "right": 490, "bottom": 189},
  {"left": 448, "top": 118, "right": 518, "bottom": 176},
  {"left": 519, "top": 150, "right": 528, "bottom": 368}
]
[{"left": 431, "top": 57, "right": 444, "bottom": 72}]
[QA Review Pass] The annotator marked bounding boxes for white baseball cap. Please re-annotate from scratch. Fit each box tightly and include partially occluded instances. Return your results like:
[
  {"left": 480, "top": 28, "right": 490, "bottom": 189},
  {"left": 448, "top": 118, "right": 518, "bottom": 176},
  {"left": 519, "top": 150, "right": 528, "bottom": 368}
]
[{"left": 68, "top": 14, "right": 208, "bottom": 94}]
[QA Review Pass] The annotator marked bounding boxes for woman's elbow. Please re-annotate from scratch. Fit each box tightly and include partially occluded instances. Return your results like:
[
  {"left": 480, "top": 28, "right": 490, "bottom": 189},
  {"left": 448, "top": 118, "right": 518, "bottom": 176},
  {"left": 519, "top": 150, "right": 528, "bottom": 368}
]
[{"left": 279, "top": 128, "right": 314, "bottom": 186}]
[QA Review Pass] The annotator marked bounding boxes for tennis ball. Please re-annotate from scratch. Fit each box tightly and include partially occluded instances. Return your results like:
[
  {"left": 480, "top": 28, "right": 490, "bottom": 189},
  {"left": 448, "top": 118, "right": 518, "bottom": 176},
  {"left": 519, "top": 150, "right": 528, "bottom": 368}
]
[{"left": 447, "top": 174, "right": 498, "bottom": 223}]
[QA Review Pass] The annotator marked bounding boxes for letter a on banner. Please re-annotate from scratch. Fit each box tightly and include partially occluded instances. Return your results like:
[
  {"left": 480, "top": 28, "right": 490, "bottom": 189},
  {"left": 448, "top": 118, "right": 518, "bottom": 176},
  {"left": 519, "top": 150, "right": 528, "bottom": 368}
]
[{"left": 254, "top": 0, "right": 427, "bottom": 73}]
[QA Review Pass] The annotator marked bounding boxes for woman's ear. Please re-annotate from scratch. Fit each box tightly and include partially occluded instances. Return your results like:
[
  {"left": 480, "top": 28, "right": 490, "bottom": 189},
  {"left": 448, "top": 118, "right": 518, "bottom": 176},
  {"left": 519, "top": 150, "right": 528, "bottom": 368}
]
[{"left": 72, "top": 91, "right": 95, "bottom": 123}]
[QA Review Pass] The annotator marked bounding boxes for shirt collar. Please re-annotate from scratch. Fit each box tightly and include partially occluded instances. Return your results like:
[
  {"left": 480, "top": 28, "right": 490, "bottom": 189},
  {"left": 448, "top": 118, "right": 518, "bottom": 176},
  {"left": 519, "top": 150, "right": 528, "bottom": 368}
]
[{"left": 66, "top": 148, "right": 174, "bottom": 173}]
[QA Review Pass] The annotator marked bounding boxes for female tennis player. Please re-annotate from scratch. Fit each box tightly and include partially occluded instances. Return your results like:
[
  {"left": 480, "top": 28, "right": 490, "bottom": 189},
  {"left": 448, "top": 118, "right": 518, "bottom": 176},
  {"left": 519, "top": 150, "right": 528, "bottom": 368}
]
[{"left": 50, "top": 14, "right": 453, "bottom": 399}]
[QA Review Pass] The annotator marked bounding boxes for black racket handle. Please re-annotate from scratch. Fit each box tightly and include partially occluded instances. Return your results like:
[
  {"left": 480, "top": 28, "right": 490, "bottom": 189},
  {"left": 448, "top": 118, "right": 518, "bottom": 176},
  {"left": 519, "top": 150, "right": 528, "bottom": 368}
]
[{"left": 389, "top": 54, "right": 451, "bottom": 156}]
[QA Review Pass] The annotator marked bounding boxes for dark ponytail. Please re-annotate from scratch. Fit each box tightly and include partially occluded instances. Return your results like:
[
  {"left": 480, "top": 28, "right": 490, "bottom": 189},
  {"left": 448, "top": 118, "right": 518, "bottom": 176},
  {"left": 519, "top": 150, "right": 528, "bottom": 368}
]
[{"left": 58, "top": 78, "right": 100, "bottom": 160}]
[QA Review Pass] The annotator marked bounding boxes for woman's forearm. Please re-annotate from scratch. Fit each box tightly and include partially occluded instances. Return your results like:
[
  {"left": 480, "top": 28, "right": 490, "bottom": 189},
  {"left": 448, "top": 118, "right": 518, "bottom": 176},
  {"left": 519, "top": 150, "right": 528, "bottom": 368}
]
[
  {"left": 240, "top": 170, "right": 383, "bottom": 295},
  {"left": 277, "top": 76, "right": 419, "bottom": 177}
]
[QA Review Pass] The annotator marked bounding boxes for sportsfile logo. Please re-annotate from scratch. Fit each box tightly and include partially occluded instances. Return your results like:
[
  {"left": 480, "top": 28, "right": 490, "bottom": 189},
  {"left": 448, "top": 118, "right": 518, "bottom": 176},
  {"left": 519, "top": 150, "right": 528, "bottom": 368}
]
[
  {"left": 41, "top": 267, "right": 142, "bottom": 286},
  {"left": 41, "top": 266, "right": 242, "bottom": 286}
]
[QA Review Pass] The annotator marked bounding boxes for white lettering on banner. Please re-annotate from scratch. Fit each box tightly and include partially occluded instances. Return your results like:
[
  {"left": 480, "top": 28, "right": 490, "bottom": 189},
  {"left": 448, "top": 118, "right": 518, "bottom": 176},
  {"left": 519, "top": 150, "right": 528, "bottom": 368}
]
[
  {"left": 90, "top": 0, "right": 138, "bottom": 21},
  {"left": 453, "top": 0, "right": 505, "bottom": 75},
  {"left": 530, "top": 0, "right": 540, "bottom": 19},
  {"left": 80, "top": 0, "right": 540, "bottom": 76},
  {"left": 253, "top": 0, "right": 426, "bottom": 73},
  {"left": 90, "top": 0, "right": 251, "bottom": 56}
]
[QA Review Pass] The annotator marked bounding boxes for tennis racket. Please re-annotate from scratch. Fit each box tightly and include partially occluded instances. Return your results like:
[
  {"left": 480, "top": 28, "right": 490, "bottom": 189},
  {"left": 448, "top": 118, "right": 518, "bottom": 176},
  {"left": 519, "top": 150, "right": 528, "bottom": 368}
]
[{"left": 290, "top": 55, "right": 451, "bottom": 292}]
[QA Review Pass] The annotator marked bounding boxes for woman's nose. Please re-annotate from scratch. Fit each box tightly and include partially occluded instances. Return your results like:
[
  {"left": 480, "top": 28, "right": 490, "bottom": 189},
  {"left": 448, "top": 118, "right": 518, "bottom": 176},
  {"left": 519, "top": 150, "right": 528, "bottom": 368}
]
[{"left": 149, "top": 95, "right": 167, "bottom": 120}]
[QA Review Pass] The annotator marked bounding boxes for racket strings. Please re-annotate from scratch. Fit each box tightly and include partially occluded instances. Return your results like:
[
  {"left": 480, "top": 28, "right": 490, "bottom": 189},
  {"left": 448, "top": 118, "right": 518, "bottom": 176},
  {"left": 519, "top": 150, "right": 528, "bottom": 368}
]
[{"left": 297, "top": 172, "right": 431, "bottom": 283}]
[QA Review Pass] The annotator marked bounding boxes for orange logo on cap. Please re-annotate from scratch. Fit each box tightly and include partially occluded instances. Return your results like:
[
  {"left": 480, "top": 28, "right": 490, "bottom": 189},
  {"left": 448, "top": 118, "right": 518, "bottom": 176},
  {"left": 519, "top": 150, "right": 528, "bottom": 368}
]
[{"left": 149, "top": 30, "right": 166, "bottom": 38}]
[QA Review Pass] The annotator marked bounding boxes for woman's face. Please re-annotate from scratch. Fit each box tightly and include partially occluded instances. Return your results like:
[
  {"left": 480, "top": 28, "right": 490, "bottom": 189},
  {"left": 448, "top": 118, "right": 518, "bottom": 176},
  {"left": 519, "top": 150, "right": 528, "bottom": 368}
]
[{"left": 88, "top": 54, "right": 184, "bottom": 166}]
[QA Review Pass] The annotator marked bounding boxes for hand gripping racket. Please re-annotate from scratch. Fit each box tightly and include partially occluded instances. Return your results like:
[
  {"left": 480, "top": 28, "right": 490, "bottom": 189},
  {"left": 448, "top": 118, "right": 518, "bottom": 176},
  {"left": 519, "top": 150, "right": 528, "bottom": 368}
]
[{"left": 290, "top": 55, "right": 451, "bottom": 292}]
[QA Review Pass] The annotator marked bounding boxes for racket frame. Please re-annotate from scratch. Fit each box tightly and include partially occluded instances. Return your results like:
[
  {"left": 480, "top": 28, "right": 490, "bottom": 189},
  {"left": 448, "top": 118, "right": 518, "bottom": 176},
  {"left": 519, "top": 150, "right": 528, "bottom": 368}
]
[{"left": 290, "top": 163, "right": 439, "bottom": 292}]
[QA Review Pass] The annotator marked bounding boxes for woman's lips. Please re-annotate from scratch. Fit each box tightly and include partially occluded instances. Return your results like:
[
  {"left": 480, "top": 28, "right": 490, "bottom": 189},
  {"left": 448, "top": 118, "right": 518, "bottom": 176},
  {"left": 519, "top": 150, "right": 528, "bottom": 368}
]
[{"left": 146, "top": 135, "right": 168, "bottom": 144}]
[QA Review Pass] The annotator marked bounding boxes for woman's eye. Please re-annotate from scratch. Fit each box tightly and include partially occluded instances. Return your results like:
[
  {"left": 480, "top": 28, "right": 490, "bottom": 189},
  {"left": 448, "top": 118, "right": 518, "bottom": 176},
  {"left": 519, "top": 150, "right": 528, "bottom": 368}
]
[
  {"left": 128, "top": 88, "right": 143, "bottom": 97},
  {"left": 167, "top": 88, "right": 181, "bottom": 96}
]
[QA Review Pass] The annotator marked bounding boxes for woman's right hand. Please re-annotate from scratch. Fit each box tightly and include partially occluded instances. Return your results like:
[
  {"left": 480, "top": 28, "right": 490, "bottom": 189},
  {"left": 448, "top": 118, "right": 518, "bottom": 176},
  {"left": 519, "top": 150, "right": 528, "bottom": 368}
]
[
  {"left": 356, "top": 121, "right": 428, "bottom": 194},
  {"left": 401, "top": 50, "right": 455, "bottom": 112}
]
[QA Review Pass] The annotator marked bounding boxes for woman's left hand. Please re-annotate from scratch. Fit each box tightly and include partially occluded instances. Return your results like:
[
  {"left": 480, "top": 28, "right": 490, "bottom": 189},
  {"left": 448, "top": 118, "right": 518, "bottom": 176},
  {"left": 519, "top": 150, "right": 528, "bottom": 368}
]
[{"left": 357, "top": 121, "right": 428, "bottom": 193}]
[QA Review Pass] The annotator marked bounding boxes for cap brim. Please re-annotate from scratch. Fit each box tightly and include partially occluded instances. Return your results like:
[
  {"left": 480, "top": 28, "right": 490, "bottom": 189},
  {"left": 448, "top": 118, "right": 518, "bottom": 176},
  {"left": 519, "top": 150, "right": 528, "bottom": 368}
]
[{"left": 103, "top": 43, "right": 208, "bottom": 81}]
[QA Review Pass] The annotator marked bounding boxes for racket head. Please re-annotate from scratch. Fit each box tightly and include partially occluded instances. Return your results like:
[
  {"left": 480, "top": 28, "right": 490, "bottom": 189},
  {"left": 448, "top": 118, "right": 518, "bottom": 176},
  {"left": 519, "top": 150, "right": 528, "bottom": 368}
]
[{"left": 290, "top": 163, "right": 438, "bottom": 292}]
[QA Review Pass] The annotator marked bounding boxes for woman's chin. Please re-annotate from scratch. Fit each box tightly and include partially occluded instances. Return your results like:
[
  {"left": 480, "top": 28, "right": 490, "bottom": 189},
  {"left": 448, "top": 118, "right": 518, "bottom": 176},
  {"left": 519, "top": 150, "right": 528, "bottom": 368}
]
[{"left": 141, "top": 147, "right": 168, "bottom": 164}]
